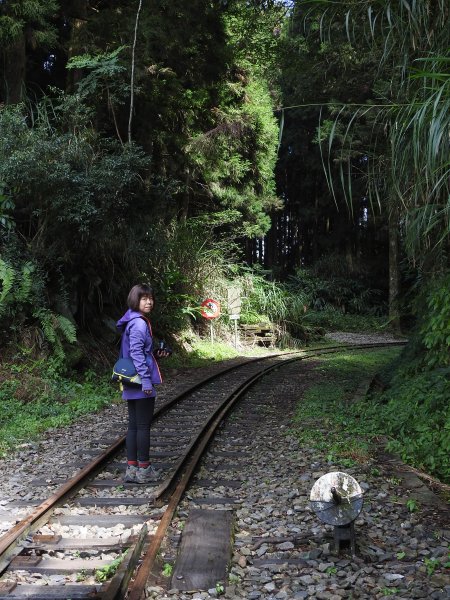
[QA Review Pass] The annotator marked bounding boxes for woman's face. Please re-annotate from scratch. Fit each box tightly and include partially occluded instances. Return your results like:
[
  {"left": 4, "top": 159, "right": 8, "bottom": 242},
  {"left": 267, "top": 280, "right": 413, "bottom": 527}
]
[{"left": 139, "top": 294, "right": 154, "bottom": 315}]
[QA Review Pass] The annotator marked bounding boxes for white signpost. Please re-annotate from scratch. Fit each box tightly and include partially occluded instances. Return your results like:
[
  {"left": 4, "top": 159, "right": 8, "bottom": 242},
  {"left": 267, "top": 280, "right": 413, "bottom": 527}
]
[{"left": 227, "top": 287, "right": 242, "bottom": 348}]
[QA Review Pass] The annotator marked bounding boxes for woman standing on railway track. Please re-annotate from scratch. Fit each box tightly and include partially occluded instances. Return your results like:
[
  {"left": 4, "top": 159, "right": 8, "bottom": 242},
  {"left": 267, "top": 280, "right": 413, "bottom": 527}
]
[{"left": 116, "top": 283, "right": 168, "bottom": 484}]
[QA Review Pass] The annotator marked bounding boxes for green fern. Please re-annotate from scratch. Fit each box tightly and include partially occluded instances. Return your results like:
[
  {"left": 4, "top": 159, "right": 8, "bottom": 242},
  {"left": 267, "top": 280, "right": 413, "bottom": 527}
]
[
  {"left": 16, "top": 262, "right": 35, "bottom": 304},
  {"left": 0, "top": 258, "right": 36, "bottom": 316},
  {"left": 34, "top": 309, "right": 77, "bottom": 365},
  {"left": 0, "top": 256, "right": 76, "bottom": 364},
  {"left": 35, "top": 309, "right": 57, "bottom": 344},
  {"left": 0, "top": 258, "right": 15, "bottom": 313},
  {"left": 56, "top": 314, "right": 77, "bottom": 343}
]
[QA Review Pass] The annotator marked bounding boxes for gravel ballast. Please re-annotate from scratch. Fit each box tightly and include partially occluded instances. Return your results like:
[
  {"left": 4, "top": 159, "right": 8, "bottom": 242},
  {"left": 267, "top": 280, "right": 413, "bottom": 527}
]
[
  {"left": 150, "top": 351, "right": 449, "bottom": 600},
  {"left": 0, "top": 337, "right": 448, "bottom": 599}
]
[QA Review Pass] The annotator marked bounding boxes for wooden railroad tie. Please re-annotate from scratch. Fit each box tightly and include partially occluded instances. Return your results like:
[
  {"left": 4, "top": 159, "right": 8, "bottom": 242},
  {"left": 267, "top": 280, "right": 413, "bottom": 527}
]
[
  {"left": 171, "top": 509, "right": 234, "bottom": 591},
  {"left": 239, "top": 323, "right": 275, "bottom": 346}
]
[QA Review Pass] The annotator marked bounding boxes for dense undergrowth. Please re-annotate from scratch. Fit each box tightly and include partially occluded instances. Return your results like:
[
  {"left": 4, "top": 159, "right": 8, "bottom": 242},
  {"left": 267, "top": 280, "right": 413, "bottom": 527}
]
[
  {"left": 0, "top": 363, "right": 117, "bottom": 457},
  {"left": 293, "top": 348, "right": 450, "bottom": 484},
  {"left": 174, "top": 262, "right": 389, "bottom": 346},
  {"left": 1, "top": 265, "right": 448, "bottom": 484},
  {"left": 374, "top": 367, "right": 450, "bottom": 482},
  {"left": 0, "top": 336, "right": 278, "bottom": 457}
]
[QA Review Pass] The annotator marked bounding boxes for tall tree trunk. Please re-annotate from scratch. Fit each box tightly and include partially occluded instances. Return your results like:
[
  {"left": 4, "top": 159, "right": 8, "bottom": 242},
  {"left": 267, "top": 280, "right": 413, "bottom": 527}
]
[
  {"left": 179, "top": 166, "right": 191, "bottom": 221},
  {"left": 312, "top": 184, "right": 319, "bottom": 263},
  {"left": 64, "top": 0, "right": 88, "bottom": 92},
  {"left": 2, "top": 34, "right": 26, "bottom": 104},
  {"left": 345, "top": 236, "right": 354, "bottom": 273},
  {"left": 264, "top": 216, "right": 275, "bottom": 269},
  {"left": 245, "top": 239, "right": 253, "bottom": 265},
  {"left": 128, "top": 0, "right": 143, "bottom": 143},
  {"left": 388, "top": 204, "right": 401, "bottom": 332}
]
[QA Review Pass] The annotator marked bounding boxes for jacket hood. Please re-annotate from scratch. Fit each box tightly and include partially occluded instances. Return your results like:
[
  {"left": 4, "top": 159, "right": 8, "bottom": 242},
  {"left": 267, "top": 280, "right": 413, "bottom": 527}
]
[{"left": 116, "top": 309, "right": 142, "bottom": 333}]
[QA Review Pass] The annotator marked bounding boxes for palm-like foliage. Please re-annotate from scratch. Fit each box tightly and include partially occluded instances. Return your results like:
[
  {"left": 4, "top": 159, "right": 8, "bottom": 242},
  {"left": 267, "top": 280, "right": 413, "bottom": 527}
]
[
  {"left": 300, "top": 0, "right": 449, "bottom": 270},
  {"left": 392, "top": 55, "right": 449, "bottom": 263}
]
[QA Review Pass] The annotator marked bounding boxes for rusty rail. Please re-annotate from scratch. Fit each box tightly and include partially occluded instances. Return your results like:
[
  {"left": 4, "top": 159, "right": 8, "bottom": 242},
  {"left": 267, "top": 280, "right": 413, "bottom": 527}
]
[{"left": 0, "top": 341, "right": 406, "bottom": 594}]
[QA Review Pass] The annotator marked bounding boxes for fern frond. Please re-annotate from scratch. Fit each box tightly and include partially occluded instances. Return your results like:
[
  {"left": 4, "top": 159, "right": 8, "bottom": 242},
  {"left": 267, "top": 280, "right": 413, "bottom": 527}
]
[
  {"left": 56, "top": 314, "right": 77, "bottom": 343},
  {"left": 0, "top": 258, "right": 15, "bottom": 314},
  {"left": 35, "top": 308, "right": 57, "bottom": 343},
  {"left": 16, "top": 262, "right": 35, "bottom": 304},
  {"left": 33, "top": 308, "right": 77, "bottom": 367}
]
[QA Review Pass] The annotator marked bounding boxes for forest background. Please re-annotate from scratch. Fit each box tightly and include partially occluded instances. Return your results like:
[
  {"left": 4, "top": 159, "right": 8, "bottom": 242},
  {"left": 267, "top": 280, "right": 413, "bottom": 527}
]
[{"left": 0, "top": 0, "right": 449, "bottom": 482}]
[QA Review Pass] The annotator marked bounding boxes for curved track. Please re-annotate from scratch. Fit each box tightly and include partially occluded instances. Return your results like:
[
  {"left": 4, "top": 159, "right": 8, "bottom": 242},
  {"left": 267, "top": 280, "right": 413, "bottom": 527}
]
[{"left": 0, "top": 342, "right": 406, "bottom": 599}]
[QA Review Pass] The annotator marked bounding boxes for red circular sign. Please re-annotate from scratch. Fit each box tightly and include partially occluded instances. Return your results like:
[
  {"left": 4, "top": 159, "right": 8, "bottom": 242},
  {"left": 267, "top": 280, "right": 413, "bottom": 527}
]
[{"left": 201, "top": 298, "right": 221, "bottom": 319}]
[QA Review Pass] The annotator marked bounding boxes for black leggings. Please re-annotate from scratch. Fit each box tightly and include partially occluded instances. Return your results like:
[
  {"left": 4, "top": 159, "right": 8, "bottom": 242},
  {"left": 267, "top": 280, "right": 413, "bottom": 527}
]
[{"left": 126, "top": 398, "right": 155, "bottom": 463}]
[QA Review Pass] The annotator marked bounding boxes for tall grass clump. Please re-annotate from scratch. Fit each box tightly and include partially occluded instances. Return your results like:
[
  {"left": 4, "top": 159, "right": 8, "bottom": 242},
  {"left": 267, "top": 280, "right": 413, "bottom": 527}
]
[
  {"left": 141, "top": 221, "right": 314, "bottom": 343},
  {"left": 141, "top": 217, "right": 241, "bottom": 334}
]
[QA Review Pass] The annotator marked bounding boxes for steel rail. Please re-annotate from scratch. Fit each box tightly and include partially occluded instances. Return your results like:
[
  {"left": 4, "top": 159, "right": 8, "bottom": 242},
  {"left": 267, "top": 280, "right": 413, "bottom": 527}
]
[
  {"left": 101, "top": 524, "right": 149, "bottom": 600},
  {"left": 147, "top": 341, "right": 406, "bottom": 504},
  {"left": 0, "top": 352, "right": 285, "bottom": 574},
  {"left": 0, "top": 435, "right": 125, "bottom": 575},
  {"left": 150, "top": 358, "right": 291, "bottom": 501},
  {"left": 127, "top": 353, "right": 293, "bottom": 600},
  {"left": 126, "top": 342, "right": 406, "bottom": 600},
  {"left": 0, "top": 341, "right": 405, "bottom": 586}
]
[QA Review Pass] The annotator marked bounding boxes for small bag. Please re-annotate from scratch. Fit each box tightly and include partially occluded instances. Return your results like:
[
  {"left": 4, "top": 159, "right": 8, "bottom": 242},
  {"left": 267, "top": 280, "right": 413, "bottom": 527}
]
[{"left": 111, "top": 357, "right": 142, "bottom": 387}]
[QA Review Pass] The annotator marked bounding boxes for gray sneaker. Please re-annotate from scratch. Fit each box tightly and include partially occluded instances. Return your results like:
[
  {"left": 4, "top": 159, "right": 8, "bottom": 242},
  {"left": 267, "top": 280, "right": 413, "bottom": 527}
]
[
  {"left": 136, "top": 465, "right": 159, "bottom": 484},
  {"left": 124, "top": 465, "right": 138, "bottom": 483}
]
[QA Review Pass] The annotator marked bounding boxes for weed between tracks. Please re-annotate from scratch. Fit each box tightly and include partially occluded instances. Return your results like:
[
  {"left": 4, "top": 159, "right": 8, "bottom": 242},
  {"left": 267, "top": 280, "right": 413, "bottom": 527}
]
[{"left": 95, "top": 550, "right": 128, "bottom": 582}]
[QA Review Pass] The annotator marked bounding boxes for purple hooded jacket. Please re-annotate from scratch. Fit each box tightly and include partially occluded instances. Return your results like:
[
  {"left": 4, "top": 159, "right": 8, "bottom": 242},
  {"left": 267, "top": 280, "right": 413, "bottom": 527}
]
[{"left": 116, "top": 309, "right": 162, "bottom": 400}]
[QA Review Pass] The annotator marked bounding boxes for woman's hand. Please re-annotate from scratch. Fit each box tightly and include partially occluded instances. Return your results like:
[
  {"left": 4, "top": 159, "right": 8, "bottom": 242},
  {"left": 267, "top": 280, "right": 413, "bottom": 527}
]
[
  {"left": 155, "top": 349, "right": 171, "bottom": 358},
  {"left": 143, "top": 387, "right": 153, "bottom": 396}
]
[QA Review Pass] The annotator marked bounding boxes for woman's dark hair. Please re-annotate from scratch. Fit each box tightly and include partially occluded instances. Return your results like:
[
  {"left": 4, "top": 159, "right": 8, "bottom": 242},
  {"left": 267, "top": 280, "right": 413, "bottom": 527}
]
[{"left": 127, "top": 283, "right": 154, "bottom": 311}]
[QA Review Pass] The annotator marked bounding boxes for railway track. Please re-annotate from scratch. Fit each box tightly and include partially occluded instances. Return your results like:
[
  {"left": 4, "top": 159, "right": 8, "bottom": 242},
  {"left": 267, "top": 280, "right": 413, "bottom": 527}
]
[{"left": 0, "top": 342, "right": 406, "bottom": 600}]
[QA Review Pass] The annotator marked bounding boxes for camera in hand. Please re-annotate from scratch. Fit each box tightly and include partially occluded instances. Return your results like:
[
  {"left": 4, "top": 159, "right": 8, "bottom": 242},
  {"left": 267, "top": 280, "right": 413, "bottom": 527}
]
[{"left": 157, "top": 340, "right": 172, "bottom": 356}]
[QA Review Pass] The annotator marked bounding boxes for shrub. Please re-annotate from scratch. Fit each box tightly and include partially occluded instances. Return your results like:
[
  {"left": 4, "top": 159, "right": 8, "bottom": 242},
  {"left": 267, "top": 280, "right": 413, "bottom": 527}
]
[
  {"left": 419, "top": 274, "right": 450, "bottom": 369},
  {"left": 364, "top": 368, "right": 450, "bottom": 482},
  {"left": 0, "top": 256, "right": 40, "bottom": 320},
  {"left": 287, "top": 267, "right": 386, "bottom": 316},
  {"left": 142, "top": 218, "right": 239, "bottom": 333}
]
